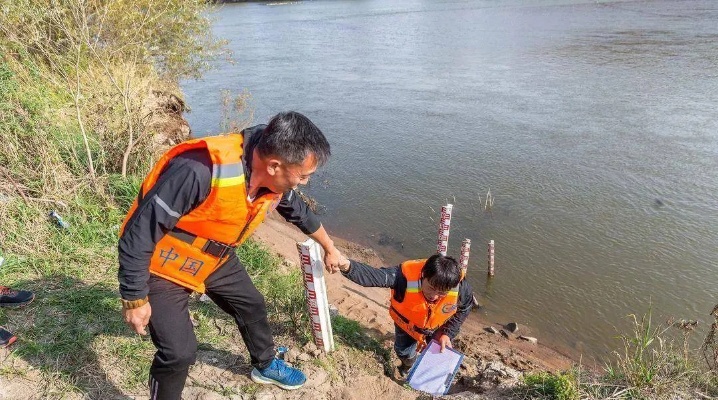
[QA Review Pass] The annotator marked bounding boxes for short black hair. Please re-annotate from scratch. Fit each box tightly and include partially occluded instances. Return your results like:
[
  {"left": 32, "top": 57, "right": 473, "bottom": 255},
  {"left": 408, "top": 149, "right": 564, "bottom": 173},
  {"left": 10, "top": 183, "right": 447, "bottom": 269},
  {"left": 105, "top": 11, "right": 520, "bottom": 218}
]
[
  {"left": 257, "top": 111, "right": 331, "bottom": 167},
  {"left": 421, "top": 255, "right": 461, "bottom": 291}
]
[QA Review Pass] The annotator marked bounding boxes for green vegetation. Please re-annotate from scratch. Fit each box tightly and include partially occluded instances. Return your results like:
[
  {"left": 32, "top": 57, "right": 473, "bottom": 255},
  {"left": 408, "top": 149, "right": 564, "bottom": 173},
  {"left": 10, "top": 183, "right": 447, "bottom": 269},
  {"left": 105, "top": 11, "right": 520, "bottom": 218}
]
[
  {"left": 237, "top": 240, "right": 311, "bottom": 339},
  {"left": 516, "top": 310, "right": 718, "bottom": 399},
  {"left": 521, "top": 371, "right": 579, "bottom": 400},
  {"left": 332, "top": 315, "right": 392, "bottom": 374},
  {"left": 0, "top": 0, "right": 246, "bottom": 397},
  {"left": 605, "top": 310, "right": 682, "bottom": 391},
  {"left": 0, "top": 0, "right": 224, "bottom": 187},
  {"left": 594, "top": 310, "right": 717, "bottom": 399}
]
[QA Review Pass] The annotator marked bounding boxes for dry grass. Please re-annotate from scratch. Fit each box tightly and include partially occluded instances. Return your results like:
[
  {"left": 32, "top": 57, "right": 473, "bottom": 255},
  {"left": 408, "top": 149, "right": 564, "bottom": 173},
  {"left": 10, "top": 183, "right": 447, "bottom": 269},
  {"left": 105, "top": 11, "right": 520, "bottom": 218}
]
[
  {"left": 220, "top": 89, "right": 254, "bottom": 134},
  {"left": 0, "top": 3, "right": 227, "bottom": 396},
  {"left": 515, "top": 309, "right": 718, "bottom": 399},
  {"left": 1, "top": 0, "right": 223, "bottom": 182}
]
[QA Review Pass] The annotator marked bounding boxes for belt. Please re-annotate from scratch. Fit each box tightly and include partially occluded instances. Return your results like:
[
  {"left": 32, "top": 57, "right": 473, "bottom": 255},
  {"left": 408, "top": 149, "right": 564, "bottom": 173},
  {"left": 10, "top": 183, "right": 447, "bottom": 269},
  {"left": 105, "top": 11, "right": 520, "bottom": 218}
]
[
  {"left": 390, "top": 306, "right": 435, "bottom": 336},
  {"left": 201, "top": 239, "right": 234, "bottom": 258},
  {"left": 168, "top": 227, "right": 235, "bottom": 258}
]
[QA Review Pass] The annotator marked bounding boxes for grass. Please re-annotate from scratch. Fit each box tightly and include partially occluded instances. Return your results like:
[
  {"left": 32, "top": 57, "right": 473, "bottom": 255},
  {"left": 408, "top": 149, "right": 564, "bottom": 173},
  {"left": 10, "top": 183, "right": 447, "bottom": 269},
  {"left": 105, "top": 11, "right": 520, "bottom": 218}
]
[
  {"left": 520, "top": 371, "right": 580, "bottom": 400},
  {"left": 332, "top": 315, "right": 392, "bottom": 375},
  {"left": 0, "top": 191, "right": 320, "bottom": 397},
  {"left": 607, "top": 310, "right": 673, "bottom": 389},
  {"left": 0, "top": 190, "right": 151, "bottom": 396},
  {"left": 515, "top": 309, "right": 718, "bottom": 400},
  {"left": 594, "top": 310, "right": 711, "bottom": 399},
  {"left": 238, "top": 239, "right": 311, "bottom": 339},
  {"left": 0, "top": 171, "right": 317, "bottom": 397}
]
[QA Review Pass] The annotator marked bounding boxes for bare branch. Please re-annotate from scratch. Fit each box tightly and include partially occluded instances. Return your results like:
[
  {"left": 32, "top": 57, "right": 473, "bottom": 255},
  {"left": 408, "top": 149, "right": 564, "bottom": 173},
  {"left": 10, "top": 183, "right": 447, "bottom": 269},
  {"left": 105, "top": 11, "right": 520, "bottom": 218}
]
[{"left": 0, "top": 167, "right": 29, "bottom": 204}]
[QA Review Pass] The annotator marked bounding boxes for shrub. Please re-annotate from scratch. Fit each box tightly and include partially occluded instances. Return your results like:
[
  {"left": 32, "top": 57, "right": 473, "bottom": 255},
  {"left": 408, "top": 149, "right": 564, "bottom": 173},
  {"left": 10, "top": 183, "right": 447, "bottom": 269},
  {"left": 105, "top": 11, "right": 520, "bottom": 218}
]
[
  {"left": 0, "top": 0, "right": 225, "bottom": 183},
  {"left": 521, "top": 371, "right": 579, "bottom": 400}
]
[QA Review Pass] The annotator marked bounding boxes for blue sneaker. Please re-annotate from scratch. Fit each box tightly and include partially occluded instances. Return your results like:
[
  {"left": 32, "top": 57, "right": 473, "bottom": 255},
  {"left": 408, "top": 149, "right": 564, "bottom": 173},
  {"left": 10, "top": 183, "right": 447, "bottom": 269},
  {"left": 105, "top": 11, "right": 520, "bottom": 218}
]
[{"left": 251, "top": 358, "right": 306, "bottom": 390}]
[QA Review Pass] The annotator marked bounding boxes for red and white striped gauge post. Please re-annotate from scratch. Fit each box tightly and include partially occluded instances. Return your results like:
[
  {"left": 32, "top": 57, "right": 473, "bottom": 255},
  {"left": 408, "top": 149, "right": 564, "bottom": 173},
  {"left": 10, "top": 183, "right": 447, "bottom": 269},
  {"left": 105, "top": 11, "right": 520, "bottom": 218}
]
[
  {"left": 488, "top": 239, "right": 495, "bottom": 276},
  {"left": 436, "top": 204, "right": 453, "bottom": 256},
  {"left": 297, "top": 239, "right": 335, "bottom": 353},
  {"left": 459, "top": 238, "right": 471, "bottom": 276}
]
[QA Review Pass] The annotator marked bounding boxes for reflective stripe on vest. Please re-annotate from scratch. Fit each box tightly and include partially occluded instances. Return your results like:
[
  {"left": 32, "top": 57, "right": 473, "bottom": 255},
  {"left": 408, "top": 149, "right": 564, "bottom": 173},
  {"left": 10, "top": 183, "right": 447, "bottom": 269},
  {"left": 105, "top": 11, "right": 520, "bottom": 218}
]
[
  {"left": 119, "top": 133, "right": 281, "bottom": 293},
  {"left": 211, "top": 162, "right": 245, "bottom": 187},
  {"left": 389, "top": 259, "right": 460, "bottom": 348}
]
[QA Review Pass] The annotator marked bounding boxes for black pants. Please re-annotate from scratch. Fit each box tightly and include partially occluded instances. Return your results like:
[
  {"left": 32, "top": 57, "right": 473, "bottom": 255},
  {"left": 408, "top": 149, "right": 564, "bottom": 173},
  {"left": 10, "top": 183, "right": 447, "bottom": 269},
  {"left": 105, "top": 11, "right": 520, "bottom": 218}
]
[{"left": 147, "top": 256, "right": 275, "bottom": 400}]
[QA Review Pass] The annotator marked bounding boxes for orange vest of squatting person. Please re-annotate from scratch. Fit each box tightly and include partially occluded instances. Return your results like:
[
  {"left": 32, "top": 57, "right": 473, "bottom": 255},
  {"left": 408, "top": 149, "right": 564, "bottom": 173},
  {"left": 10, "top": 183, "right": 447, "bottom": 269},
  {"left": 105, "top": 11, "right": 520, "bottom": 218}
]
[
  {"left": 389, "top": 259, "right": 461, "bottom": 349},
  {"left": 120, "top": 133, "right": 281, "bottom": 293}
]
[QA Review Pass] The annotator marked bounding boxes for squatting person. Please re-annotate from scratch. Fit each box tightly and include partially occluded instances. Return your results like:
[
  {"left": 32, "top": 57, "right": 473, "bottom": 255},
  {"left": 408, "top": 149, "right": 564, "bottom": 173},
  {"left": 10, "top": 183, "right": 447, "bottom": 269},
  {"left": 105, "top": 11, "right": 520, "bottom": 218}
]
[{"left": 337, "top": 254, "right": 473, "bottom": 377}]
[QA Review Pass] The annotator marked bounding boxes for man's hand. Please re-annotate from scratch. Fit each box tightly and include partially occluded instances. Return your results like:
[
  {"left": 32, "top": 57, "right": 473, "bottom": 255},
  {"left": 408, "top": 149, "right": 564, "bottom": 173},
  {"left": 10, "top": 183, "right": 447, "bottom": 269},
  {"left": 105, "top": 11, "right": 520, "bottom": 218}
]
[
  {"left": 323, "top": 245, "right": 342, "bottom": 273},
  {"left": 437, "top": 334, "right": 453, "bottom": 353},
  {"left": 123, "top": 302, "right": 152, "bottom": 335},
  {"left": 307, "top": 224, "right": 342, "bottom": 273}
]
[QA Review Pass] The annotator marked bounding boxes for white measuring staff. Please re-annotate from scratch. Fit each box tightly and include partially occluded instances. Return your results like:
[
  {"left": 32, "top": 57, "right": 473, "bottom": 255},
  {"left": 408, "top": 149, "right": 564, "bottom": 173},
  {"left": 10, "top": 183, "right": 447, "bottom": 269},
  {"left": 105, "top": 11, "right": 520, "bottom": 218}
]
[{"left": 297, "top": 239, "right": 335, "bottom": 352}]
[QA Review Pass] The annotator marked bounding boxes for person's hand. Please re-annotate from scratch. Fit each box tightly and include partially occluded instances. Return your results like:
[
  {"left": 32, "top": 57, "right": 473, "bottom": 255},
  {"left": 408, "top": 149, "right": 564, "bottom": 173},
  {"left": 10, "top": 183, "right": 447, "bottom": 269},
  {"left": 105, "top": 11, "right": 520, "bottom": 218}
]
[
  {"left": 123, "top": 302, "right": 152, "bottom": 335},
  {"left": 323, "top": 245, "right": 342, "bottom": 273},
  {"left": 437, "top": 334, "right": 453, "bottom": 353}
]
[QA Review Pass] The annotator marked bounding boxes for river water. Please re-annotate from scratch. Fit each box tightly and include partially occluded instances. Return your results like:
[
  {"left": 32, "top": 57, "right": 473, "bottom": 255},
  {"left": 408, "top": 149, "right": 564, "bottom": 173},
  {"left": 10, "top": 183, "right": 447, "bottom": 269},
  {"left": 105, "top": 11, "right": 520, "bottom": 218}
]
[{"left": 181, "top": 0, "right": 718, "bottom": 361}]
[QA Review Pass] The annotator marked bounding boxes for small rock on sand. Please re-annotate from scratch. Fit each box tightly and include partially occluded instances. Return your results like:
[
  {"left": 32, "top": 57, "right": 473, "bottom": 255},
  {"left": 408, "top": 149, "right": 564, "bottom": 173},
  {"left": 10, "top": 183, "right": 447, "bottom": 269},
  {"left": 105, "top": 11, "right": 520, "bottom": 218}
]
[{"left": 518, "top": 335, "right": 538, "bottom": 344}]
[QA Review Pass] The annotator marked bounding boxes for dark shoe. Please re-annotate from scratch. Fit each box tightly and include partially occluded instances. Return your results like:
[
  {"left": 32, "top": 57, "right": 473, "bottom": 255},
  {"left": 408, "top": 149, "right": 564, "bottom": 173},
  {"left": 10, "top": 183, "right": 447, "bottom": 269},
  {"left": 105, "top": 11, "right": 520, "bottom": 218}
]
[
  {"left": 0, "top": 286, "right": 34, "bottom": 307},
  {"left": 397, "top": 364, "right": 411, "bottom": 379},
  {"left": 397, "top": 355, "right": 417, "bottom": 380},
  {"left": 251, "top": 358, "right": 306, "bottom": 390},
  {"left": 0, "top": 327, "right": 16, "bottom": 348}
]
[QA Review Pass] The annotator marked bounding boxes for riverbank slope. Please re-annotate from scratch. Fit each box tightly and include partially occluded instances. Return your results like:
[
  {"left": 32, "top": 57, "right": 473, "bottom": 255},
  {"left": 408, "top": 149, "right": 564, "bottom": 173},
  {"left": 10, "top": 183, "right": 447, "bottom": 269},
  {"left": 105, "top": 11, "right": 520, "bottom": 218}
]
[{"left": 255, "top": 213, "right": 575, "bottom": 375}]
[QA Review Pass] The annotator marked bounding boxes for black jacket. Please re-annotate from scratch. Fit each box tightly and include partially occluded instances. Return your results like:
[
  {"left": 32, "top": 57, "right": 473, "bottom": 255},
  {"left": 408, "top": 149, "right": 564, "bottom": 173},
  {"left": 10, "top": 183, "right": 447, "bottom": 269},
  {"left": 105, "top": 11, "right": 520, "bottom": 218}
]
[
  {"left": 118, "top": 125, "right": 321, "bottom": 300},
  {"left": 342, "top": 260, "right": 473, "bottom": 339}
]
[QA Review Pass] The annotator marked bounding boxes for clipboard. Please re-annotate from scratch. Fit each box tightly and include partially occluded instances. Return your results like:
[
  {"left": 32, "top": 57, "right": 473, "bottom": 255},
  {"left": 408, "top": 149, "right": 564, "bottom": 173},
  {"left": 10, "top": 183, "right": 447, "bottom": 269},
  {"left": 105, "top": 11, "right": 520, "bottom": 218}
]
[{"left": 406, "top": 339, "right": 464, "bottom": 396}]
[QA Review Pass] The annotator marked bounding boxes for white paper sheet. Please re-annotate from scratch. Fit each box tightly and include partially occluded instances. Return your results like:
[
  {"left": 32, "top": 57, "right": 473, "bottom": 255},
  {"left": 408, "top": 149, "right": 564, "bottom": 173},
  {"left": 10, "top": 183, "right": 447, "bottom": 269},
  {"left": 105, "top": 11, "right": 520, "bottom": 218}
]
[{"left": 407, "top": 340, "right": 464, "bottom": 396}]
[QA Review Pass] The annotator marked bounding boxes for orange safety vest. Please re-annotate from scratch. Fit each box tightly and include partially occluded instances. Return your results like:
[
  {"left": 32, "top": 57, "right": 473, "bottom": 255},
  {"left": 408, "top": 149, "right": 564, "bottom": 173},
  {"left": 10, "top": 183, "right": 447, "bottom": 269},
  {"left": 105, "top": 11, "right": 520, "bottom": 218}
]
[
  {"left": 120, "top": 133, "right": 281, "bottom": 293},
  {"left": 389, "top": 259, "right": 461, "bottom": 349}
]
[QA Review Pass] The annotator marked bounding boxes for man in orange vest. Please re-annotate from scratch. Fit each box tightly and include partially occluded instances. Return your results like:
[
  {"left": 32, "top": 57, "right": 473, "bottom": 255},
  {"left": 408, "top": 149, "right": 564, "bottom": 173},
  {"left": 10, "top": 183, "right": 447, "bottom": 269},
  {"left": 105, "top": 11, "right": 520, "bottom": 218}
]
[
  {"left": 337, "top": 254, "right": 473, "bottom": 377},
  {"left": 118, "top": 112, "right": 342, "bottom": 399}
]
